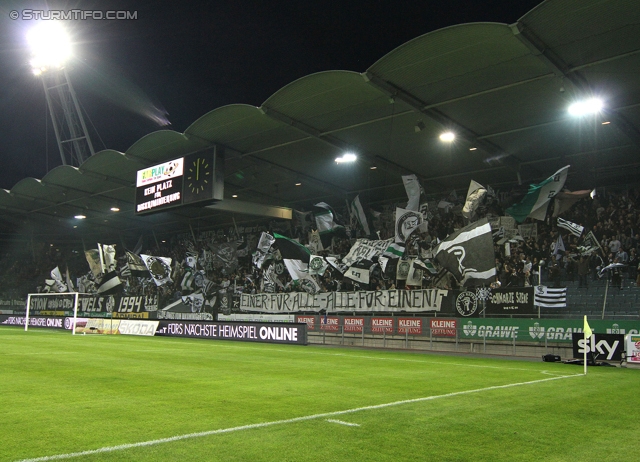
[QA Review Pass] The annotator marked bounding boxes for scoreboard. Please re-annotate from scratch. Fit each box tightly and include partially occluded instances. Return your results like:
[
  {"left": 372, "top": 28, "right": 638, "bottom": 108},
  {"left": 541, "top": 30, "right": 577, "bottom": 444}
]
[{"left": 135, "top": 148, "right": 224, "bottom": 215}]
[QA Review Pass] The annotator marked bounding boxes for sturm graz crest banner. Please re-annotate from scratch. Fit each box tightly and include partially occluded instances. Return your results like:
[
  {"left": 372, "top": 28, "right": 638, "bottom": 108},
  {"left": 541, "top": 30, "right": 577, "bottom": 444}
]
[
  {"left": 455, "top": 291, "right": 479, "bottom": 317},
  {"left": 309, "top": 255, "right": 328, "bottom": 276},
  {"left": 140, "top": 255, "right": 173, "bottom": 286},
  {"left": 395, "top": 208, "right": 423, "bottom": 244}
]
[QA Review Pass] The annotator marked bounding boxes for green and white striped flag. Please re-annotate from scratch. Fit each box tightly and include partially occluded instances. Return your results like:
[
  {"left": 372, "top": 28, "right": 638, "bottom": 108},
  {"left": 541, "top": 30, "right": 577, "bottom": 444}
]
[
  {"left": 383, "top": 242, "right": 405, "bottom": 258},
  {"left": 506, "top": 165, "right": 569, "bottom": 223}
]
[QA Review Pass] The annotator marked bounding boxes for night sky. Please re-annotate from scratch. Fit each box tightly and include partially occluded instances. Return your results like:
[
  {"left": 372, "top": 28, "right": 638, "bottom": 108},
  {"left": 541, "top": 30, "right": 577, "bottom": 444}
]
[{"left": 0, "top": 0, "right": 542, "bottom": 190}]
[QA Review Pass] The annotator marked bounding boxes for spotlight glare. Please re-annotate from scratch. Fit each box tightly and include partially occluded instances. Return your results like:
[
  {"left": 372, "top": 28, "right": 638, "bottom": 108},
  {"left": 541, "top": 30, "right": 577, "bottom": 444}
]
[
  {"left": 74, "top": 215, "right": 86, "bottom": 219},
  {"left": 295, "top": 182, "right": 302, "bottom": 186},
  {"left": 232, "top": 194, "right": 238, "bottom": 198},
  {"left": 110, "top": 207, "right": 120, "bottom": 212},
  {"left": 568, "top": 98, "right": 603, "bottom": 116},
  {"left": 27, "top": 22, "right": 72, "bottom": 74},
  {"left": 335, "top": 152, "right": 357, "bottom": 163},
  {"left": 439, "top": 131, "right": 455, "bottom": 142},
  {"left": 469, "top": 147, "right": 477, "bottom": 151}
]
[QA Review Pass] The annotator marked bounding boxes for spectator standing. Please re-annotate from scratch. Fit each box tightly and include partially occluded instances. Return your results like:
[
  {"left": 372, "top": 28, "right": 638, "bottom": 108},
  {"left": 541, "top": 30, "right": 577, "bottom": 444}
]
[
  {"left": 611, "top": 258, "right": 623, "bottom": 289},
  {"left": 578, "top": 255, "right": 590, "bottom": 288},
  {"left": 609, "top": 235, "right": 621, "bottom": 253},
  {"left": 629, "top": 248, "right": 638, "bottom": 284}
]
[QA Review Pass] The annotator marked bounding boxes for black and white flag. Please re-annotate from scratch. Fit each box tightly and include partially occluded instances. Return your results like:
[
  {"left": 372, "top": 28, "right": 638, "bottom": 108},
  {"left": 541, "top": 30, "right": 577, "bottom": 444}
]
[
  {"left": 395, "top": 207, "right": 424, "bottom": 244},
  {"left": 406, "top": 260, "right": 423, "bottom": 286},
  {"left": 534, "top": 286, "right": 567, "bottom": 308},
  {"left": 97, "top": 271, "right": 122, "bottom": 295},
  {"left": 257, "top": 232, "right": 276, "bottom": 253},
  {"left": 209, "top": 242, "right": 238, "bottom": 273},
  {"left": 85, "top": 249, "right": 103, "bottom": 279},
  {"left": 314, "top": 202, "right": 345, "bottom": 248},
  {"left": 50, "top": 267, "right": 68, "bottom": 293},
  {"left": 434, "top": 218, "right": 496, "bottom": 286},
  {"left": 125, "top": 251, "right": 150, "bottom": 277},
  {"left": 140, "top": 255, "right": 173, "bottom": 286},
  {"left": 274, "top": 233, "right": 320, "bottom": 293},
  {"left": 557, "top": 218, "right": 584, "bottom": 238}
]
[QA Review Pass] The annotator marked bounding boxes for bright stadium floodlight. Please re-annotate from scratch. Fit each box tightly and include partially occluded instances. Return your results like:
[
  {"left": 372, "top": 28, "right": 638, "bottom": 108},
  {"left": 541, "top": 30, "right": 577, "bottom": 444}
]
[
  {"left": 568, "top": 98, "right": 604, "bottom": 116},
  {"left": 439, "top": 131, "right": 455, "bottom": 142},
  {"left": 27, "top": 21, "right": 72, "bottom": 75},
  {"left": 335, "top": 152, "right": 357, "bottom": 164},
  {"left": 27, "top": 21, "right": 95, "bottom": 167}
]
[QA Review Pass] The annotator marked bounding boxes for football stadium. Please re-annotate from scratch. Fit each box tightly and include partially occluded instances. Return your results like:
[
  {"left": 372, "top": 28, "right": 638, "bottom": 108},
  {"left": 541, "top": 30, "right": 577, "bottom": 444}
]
[{"left": 2, "top": 0, "right": 640, "bottom": 460}]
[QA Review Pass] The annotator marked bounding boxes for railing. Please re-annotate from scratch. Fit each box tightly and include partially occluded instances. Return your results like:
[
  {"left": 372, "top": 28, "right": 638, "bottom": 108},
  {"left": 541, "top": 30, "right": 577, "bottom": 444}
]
[{"left": 306, "top": 324, "right": 600, "bottom": 360}]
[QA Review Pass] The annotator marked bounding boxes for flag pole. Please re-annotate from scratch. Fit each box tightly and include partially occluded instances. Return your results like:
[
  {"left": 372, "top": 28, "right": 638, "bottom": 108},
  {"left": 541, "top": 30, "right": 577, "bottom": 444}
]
[
  {"left": 538, "top": 263, "right": 542, "bottom": 319},
  {"left": 583, "top": 337, "right": 588, "bottom": 375},
  {"left": 602, "top": 277, "right": 609, "bottom": 320}
]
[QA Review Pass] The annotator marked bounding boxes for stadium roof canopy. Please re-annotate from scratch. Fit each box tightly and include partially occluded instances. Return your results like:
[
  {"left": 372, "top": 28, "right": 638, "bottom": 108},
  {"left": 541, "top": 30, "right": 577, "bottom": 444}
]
[{"left": 2, "top": 0, "right": 639, "bottom": 244}]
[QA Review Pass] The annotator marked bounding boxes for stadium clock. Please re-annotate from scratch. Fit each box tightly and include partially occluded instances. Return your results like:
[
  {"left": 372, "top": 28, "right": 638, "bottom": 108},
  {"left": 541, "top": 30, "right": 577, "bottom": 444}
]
[{"left": 186, "top": 156, "right": 212, "bottom": 195}]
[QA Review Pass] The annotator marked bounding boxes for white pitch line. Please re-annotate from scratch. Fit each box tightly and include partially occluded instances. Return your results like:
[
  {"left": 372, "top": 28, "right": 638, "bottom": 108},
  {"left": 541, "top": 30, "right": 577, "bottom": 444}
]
[
  {"left": 326, "top": 419, "right": 360, "bottom": 427},
  {"left": 14, "top": 373, "right": 582, "bottom": 462}
]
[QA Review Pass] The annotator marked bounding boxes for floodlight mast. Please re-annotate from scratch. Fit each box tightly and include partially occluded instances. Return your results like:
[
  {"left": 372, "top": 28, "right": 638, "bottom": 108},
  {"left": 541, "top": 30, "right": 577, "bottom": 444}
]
[{"left": 28, "top": 22, "right": 95, "bottom": 167}]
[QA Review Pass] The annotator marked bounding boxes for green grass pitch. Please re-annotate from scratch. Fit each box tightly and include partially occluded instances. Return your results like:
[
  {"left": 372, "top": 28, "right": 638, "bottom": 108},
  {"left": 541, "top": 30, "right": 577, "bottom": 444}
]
[{"left": 1, "top": 326, "right": 638, "bottom": 462}]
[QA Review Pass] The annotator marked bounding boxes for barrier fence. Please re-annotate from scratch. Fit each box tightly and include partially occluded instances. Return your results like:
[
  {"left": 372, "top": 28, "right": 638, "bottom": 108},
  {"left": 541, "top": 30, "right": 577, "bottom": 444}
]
[{"left": 303, "top": 319, "right": 634, "bottom": 360}]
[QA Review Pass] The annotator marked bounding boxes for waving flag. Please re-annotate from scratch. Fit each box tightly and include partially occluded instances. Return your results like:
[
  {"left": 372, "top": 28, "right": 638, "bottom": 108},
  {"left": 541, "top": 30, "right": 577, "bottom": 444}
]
[
  {"left": 402, "top": 174, "right": 422, "bottom": 211},
  {"left": 314, "top": 202, "right": 344, "bottom": 248},
  {"left": 395, "top": 207, "right": 423, "bottom": 244},
  {"left": 557, "top": 218, "right": 584, "bottom": 238},
  {"left": 506, "top": 165, "right": 569, "bottom": 222},
  {"left": 140, "top": 255, "right": 173, "bottom": 286},
  {"left": 273, "top": 233, "right": 319, "bottom": 293},
  {"left": 351, "top": 195, "right": 371, "bottom": 236},
  {"left": 462, "top": 180, "right": 487, "bottom": 219},
  {"left": 434, "top": 218, "right": 496, "bottom": 286}
]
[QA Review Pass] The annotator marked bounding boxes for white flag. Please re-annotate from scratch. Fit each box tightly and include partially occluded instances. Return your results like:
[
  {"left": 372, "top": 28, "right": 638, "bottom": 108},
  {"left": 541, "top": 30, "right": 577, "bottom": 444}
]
[
  {"left": 462, "top": 180, "right": 487, "bottom": 219},
  {"left": 402, "top": 174, "right": 422, "bottom": 211}
]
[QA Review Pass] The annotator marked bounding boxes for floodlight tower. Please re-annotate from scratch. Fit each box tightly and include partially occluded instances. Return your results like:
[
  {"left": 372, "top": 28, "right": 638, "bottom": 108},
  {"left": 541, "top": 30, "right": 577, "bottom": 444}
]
[{"left": 28, "top": 22, "right": 95, "bottom": 167}]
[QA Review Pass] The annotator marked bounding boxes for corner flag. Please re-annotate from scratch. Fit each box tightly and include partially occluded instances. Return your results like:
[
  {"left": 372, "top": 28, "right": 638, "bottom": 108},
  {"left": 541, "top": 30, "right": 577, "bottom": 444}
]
[
  {"left": 583, "top": 315, "right": 592, "bottom": 375},
  {"left": 583, "top": 315, "right": 592, "bottom": 338}
]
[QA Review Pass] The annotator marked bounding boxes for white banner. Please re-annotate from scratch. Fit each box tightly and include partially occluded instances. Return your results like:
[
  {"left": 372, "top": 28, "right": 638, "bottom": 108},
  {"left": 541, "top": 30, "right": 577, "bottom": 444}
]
[
  {"left": 118, "top": 320, "right": 159, "bottom": 336},
  {"left": 217, "top": 314, "right": 296, "bottom": 323},
  {"left": 518, "top": 223, "right": 538, "bottom": 239},
  {"left": 342, "top": 238, "right": 392, "bottom": 266},
  {"left": 239, "top": 289, "right": 449, "bottom": 313}
]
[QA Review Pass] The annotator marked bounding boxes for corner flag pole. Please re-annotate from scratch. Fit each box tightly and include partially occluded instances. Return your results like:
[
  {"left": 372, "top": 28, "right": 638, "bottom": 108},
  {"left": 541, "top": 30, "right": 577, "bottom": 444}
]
[{"left": 583, "top": 315, "right": 593, "bottom": 375}]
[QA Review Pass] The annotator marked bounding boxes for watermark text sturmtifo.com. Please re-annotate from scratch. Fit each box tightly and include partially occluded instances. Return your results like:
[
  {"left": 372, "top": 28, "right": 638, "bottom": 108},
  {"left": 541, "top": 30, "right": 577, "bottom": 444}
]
[{"left": 10, "top": 10, "right": 138, "bottom": 20}]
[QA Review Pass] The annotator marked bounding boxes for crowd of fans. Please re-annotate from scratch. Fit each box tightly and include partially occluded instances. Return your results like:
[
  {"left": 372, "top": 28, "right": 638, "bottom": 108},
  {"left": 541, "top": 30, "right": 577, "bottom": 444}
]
[{"left": 1, "top": 186, "right": 639, "bottom": 308}]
